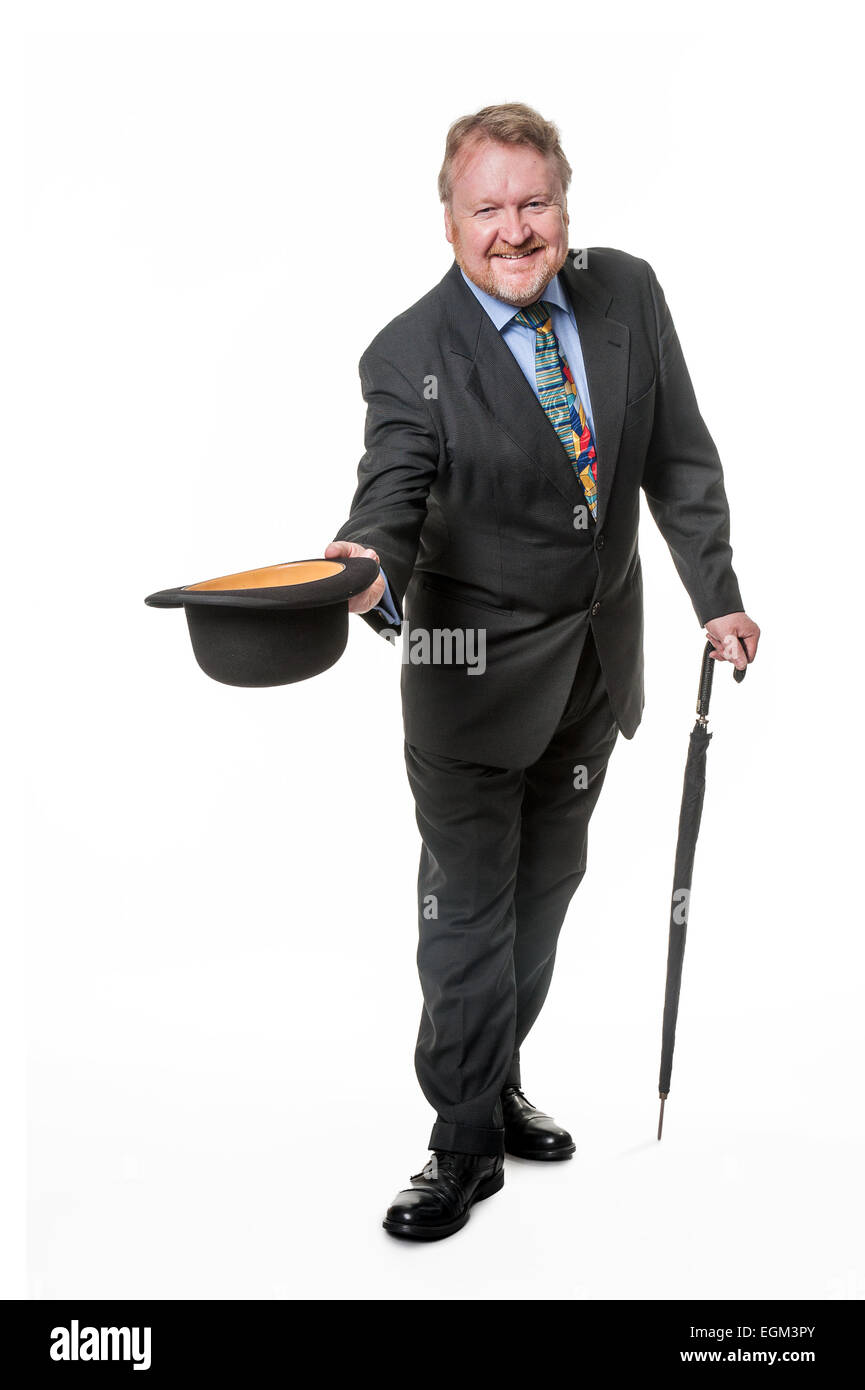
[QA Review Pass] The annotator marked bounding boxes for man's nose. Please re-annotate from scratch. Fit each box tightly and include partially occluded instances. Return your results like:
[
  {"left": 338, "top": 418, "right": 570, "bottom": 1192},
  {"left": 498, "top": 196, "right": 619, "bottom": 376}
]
[{"left": 498, "top": 215, "right": 532, "bottom": 246}]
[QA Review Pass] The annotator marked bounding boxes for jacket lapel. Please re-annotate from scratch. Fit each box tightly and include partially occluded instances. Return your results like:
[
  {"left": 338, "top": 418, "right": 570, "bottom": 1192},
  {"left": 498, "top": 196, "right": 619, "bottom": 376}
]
[{"left": 443, "top": 254, "right": 630, "bottom": 530}]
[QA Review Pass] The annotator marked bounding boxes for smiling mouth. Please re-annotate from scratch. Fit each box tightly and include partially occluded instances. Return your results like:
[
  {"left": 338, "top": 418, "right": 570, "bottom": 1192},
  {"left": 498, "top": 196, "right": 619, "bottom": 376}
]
[{"left": 491, "top": 246, "right": 544, "bottom": 261}]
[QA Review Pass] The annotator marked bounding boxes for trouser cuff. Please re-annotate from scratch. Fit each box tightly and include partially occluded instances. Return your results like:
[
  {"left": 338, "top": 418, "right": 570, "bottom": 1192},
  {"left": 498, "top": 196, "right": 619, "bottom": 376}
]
[
  {"left": 429, "top": 1119, "right": 505, "bottom": 1157},
  {"left": 504, "top": 1059, "right": 521, "bottom": 1089}
]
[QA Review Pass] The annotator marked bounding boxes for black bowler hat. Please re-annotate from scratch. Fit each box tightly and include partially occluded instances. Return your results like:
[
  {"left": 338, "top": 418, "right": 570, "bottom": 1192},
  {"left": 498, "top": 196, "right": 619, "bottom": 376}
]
[{"left": 145, "top": 557, "right": 380, "bottom": 687}]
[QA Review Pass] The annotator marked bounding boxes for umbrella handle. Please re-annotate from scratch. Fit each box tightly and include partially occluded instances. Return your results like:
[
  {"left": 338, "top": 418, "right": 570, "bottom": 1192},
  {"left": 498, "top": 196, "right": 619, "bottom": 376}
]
[{"left": 697, "top": 636, "right": 750, "bottom": 718}]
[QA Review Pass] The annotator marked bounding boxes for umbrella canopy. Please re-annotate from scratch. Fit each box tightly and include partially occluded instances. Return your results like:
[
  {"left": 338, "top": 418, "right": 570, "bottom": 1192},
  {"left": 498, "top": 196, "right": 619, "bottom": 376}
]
[{"left": 657, "top": 640, "right": 747, "bottom": 1139}]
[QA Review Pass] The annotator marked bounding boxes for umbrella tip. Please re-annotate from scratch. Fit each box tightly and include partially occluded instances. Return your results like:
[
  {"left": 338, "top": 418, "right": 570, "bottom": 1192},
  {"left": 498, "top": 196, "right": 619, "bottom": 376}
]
[{"left": 657, "top": 1093, "right": 668, "bottom": 1141}]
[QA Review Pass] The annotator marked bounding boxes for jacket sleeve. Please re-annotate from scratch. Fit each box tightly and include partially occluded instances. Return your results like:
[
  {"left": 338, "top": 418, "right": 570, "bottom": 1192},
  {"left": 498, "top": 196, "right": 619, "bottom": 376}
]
[
  {"left": 640, "top": 261, "right": 744, "bottom": 626},
  {"left": 332, "top": 347, "right": 440, "bottom": 636}
]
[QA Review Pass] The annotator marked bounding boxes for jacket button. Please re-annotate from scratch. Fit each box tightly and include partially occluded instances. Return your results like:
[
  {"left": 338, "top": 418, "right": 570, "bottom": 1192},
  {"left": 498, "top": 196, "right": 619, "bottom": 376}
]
[
  {"left": 596, "top": 533, "right": 606, "bottom": 550},
  {"left": 591, "top": 602, "right": 601, "bottom": 616}
]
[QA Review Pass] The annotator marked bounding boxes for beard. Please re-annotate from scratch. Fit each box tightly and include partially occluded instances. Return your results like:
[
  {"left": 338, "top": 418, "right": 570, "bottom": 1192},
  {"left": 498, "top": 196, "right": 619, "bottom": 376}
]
[{"left": 452, "top": 233, "right": 570, "bottom": 307}]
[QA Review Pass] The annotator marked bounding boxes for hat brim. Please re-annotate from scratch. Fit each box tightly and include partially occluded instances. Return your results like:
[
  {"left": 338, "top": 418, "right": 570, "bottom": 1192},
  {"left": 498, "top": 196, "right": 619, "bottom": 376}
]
[
  {"left": 144, "top": 556, "right": 382, "bottom": 687},
  {"left": 144, "top": 557, "right": 380, "bottom": 611}
]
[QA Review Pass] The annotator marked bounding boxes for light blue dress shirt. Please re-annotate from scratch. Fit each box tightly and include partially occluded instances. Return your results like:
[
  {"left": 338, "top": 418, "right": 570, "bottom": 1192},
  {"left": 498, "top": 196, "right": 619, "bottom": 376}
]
[{"left": 373, "top": 267, "right": 594, "bottom": 627}]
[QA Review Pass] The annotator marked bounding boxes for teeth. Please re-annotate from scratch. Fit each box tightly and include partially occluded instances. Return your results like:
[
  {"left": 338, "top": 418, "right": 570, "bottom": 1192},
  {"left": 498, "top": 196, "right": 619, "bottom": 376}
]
[{"left": 496, "top": 250, "right": 538, "bottom": 259}]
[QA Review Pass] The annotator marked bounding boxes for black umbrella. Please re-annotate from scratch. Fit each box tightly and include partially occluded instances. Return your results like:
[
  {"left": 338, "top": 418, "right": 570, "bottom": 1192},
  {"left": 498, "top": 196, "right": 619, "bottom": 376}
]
[{"left": 657, "top": 638, "right": 748, "bottom": 1140}]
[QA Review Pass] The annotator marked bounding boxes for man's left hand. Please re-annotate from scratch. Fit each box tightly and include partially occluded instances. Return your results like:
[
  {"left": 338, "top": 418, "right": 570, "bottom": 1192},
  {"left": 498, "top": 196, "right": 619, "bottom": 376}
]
[{"left": 704, "top": 612, "right": 761, "bottom": 669}]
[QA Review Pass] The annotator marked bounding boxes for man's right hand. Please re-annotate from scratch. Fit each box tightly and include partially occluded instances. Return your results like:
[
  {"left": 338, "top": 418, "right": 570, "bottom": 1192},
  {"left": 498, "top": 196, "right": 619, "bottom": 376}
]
[{"left": 325, "top": 540, "right": 386, "bottom": 614}]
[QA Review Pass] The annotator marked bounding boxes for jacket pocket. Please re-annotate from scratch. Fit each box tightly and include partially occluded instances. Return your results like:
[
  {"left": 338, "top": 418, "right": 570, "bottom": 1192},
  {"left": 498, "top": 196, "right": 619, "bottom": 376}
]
[
  {"left": 420, "top": 577, "right": 514, "bottom": 616},
  {"left": 623, "top": 377, "right": 656, "bottom": 431}
]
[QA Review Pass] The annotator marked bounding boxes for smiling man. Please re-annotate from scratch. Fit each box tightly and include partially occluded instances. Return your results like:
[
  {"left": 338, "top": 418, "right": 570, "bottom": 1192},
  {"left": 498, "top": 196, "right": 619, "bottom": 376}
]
[
  {"left": 328, "top": 103, "right": 760, "bottom": 1241},
  {"left": 447, "top": 138, "right": 570, "bottom": 304}
]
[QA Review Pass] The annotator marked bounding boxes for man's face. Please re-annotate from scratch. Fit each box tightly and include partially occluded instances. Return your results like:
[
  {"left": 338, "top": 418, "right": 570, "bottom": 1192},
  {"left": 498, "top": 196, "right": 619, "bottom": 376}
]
[{"left": 444, "top": 137, "right": 570, "bottom": 307}]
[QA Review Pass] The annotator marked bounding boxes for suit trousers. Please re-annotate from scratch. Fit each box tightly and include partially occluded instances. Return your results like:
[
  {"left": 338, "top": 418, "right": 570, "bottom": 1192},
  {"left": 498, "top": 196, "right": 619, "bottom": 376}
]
[{"left": 403, "top": 625, "right": 619, "bottom": 1157}]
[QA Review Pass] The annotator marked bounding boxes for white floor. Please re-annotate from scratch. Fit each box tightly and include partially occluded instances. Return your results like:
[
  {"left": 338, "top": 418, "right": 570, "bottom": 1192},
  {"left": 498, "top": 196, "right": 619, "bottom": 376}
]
[
  {"left": 25, "top": 873, "right": 865, "bottom": 1301},
  {"left": 27, "top": 1039, "right": 865, "bottom": 1301}
]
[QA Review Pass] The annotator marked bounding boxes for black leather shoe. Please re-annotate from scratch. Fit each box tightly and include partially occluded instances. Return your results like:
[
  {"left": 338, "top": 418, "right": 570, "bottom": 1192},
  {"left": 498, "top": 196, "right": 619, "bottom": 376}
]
[
  {"left": 383, "top": 1149, "right": 505, "bottom": 1241},
  {"left": 501, "top": 1085, "right": 576, "bottom": 1160}
]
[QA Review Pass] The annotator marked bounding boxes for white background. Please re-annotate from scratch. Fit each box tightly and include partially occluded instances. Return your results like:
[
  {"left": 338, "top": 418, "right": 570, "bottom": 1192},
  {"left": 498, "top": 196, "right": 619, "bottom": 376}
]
[{"left": 3, "top": 0, "right": 862, "bottom": 1301}]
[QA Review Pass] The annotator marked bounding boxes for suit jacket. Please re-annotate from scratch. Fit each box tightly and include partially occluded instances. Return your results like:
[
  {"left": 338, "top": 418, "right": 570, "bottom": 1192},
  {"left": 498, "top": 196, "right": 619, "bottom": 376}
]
[{"left": 334, "top": 248, "right": 743, "bottom": 767}]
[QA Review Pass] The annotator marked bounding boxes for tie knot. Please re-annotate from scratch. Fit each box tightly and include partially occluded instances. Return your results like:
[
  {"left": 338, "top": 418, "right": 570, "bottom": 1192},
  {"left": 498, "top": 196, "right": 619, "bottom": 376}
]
[{"left": 513, "top": 301, "right": 553, "bottom": 333}]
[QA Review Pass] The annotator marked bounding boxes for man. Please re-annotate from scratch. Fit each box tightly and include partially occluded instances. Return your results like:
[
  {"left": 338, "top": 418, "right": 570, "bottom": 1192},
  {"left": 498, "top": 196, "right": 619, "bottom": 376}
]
[{"left": 327, "top": 103, "right": 760, "bottom": 1241}]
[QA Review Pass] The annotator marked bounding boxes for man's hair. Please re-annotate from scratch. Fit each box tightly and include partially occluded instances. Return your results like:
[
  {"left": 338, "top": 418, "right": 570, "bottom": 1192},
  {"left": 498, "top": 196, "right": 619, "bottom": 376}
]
[{"left": 437, "top": 102, "right": 572, "bottom": 207}]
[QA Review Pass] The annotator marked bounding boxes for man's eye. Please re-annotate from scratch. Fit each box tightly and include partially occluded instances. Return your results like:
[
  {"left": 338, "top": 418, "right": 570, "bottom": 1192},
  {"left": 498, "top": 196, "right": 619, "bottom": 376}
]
[
  {"left": 527, "top": 201, "right": 545, "bottom": 209},
  {"left": 475, "top": 207, "right": 494, "bottom": 215}
]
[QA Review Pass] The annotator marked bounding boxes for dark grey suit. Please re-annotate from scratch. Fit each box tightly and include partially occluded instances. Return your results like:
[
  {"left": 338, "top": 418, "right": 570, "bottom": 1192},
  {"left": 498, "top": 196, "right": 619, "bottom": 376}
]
[
  {"left": 336, "top": 248, "right": 742, "bottom": 764},
  {"left": 335, "top": 248, "right": 743, "bottom": 1155}
]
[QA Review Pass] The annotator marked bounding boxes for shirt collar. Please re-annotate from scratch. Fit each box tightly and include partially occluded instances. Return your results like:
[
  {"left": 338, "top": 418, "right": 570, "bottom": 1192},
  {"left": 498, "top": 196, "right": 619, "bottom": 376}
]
[{"left": 459, "top": 266, "right": 573, "bottom": 331}]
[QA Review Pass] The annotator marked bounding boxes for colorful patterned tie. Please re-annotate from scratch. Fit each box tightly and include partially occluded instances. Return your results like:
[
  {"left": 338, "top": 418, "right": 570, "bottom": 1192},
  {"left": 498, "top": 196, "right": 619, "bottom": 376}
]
[{"left": 514, "top": 300, "right": 598, "bottom": 519}]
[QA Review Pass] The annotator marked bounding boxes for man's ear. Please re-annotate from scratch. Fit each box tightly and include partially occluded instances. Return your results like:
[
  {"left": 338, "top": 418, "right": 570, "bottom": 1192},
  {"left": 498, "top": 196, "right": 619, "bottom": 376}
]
[{"left": 444, "top": 205, "right": 454, "bottom": 245}]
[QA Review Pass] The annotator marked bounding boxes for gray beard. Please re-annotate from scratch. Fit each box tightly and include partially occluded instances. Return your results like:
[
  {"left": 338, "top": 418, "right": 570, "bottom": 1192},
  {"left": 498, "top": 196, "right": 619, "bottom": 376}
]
[{"left": 457, "top": 246, "right": 569, "bottom": 307}]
